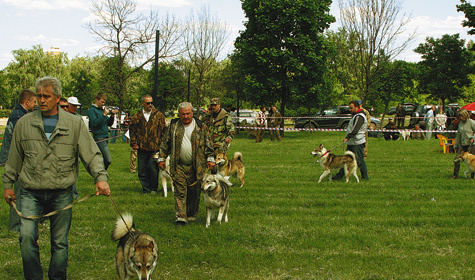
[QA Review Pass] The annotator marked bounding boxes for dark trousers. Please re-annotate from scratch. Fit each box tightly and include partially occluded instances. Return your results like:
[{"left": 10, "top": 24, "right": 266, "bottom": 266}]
[
  {"left": 137, "top": 150, "right": 159, "bottom": 193},
  {"left": 396, "top": 116, "right": 405, "bottom": 128}
]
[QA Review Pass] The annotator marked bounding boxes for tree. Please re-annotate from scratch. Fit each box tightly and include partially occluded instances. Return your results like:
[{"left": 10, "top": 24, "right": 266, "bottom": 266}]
[
  {"left": 235, "top": 0, "right": 335, "bottom": 119},
  {"left": 85, "top": 0, "right": 184, "bottom": 108},
  {"left": 414, "top": 34, "right": 474, "bottom": 106},
  {"left": 62, "top": 56, "right": 102, "bottom": 108},
  {"left": 372, "top": 60, "right": 417, "bottom": 117},
  {"left": 2, "top": 45, "right": 69, "bottom": 108},
  {"left": 183, "top": 6, "right": 230, "bottom": 108},
  {"left": 457, "top": 0, "right": 475, "bottom": 35},
  {"left": 338, "top": 0, "right": 416, "bottom": 103}
]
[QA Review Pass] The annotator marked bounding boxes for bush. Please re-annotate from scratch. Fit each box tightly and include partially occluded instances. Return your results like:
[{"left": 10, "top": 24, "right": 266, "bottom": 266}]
[{"left": 0, "top": 109, "right": 12, "bottom": 118}]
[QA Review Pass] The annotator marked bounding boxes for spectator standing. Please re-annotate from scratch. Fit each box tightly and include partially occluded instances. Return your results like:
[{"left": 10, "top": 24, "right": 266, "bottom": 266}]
[
  {"left": 395, "top": 103, "right": 406, "bottom": 128},
  {"left": 156, "top": 102, "right": 215, "bottom": 226},
  {"left": 255, "top": 106, "right": 267, "bottom": 142},
  {"left": 2, "top": 77, "right": 110, "bottom": 279},
  {"left": 67, "top": 96, "right": 81, "bottom": 117},
  {"left": 358, "top": 100, "right": 371, "bottom": 158},
  {"left": 88, "top": 93, "right": 117, "bottom": 170},
  {"left": 0, "top": 89, "right": 36, "bottom": 232},
  {"left": 268, "top": 106, "right": 282, "bottom": 141},
  {"left": 110, "top": 111, "right": 119, "bottom": 144},
  {"left": 453, "top": 109, "right": 475, "bottom": 179},
  {"left": 129, "top": 95, "right": 167, "bottom": 194},
  {"left": 424, "top": 106, "right": 436, "bottom": 139},
  {"left": 201, "top": 97, "right": 235, "bottom": 153},
  {"left": 334, "top": 101, "right": 369, "bottom": 181},
  {"left": 435, "top": 107, "right": 447, "bottom": 131},
  {"left": 123, "top": 111, "right": 137, "bottom": 173},
  {"left": 60, "top": 98, "right": 81, "bottom": 199},
  {"left": 59, "top": 98, "right": 69, "bottom": 111}
]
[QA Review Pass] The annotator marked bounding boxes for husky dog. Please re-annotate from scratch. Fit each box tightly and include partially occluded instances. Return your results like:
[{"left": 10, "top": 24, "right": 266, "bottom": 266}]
[
  {"left": 311, "top": 144, "right": 359, "bottom": 183},
  {"left": 454, "top": 151, "right": 475, "bottom": 178},
  {"left": 160, "top": 157, "right": 174, "bottom": 197},
  {"left": 215, "top": 151, "right": 245, "bottom": 187},
  {"left": 112, "top": 214, "right": 158, "bottom": 280},
  {"left": 201, "top": 174, "right": 232, "bottom": 228}
]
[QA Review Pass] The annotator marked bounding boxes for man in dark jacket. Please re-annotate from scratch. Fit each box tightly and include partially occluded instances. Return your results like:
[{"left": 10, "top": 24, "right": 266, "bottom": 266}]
[
  {"left": 0, "top": 89, "right": 36, "bottom": 232},
  {"left": 129, "top": 95, "right": 167, "bottom": 194},
  {"left": 88, "top": 93, "right": 117, "bottom": 170},
  {"left": 395, "top": 103, "right": 406, "bottom": 128}
]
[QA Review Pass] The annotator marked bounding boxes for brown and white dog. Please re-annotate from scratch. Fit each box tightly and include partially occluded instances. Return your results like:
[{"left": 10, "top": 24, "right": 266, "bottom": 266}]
[
  {"left": 311, "top": 144, "right": 359, "bottom": 183},
  {"left": 201, "top": 174, "right": 232, "bottom": 228},
  {"left": 454, "top": 151, "right": 475, "bottom": 178},
  {"left": 215, "top": 151, "right": 245, "bottom": 187},
  {"left": 112, "top": 214, "right": 158, "bottom": 280}
]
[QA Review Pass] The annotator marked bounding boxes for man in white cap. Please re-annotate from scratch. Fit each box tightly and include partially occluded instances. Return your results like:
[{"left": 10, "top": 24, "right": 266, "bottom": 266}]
[{"left": 67, "top": 96, "right": 81, "bottom": 117}]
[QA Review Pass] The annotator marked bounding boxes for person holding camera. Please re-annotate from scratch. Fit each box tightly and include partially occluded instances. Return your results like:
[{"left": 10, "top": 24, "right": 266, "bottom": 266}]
[{"left": 88, "top": 93, "right": 117, "bottom": 170}]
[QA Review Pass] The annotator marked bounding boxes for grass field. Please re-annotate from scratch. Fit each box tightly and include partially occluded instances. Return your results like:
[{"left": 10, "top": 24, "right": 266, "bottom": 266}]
[{"left": 0, "top": 130, "right": 474, "bottom": 279}]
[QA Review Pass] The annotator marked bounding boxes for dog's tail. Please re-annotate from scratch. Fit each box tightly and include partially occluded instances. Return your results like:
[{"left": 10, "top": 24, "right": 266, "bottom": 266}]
[
  {"left": 344, "top": 150, "right": 357, "bottom": 164},
  {"left": 111, "top": 213, "right": 135, "bottom": 241},
  {"left": 233, "top": 151, "right": 243, "bottom": 161}
]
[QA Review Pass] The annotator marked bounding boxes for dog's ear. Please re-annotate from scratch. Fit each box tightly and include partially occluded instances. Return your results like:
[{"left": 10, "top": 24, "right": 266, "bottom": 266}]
[{"left": 147, "top": 241, "right": 155, "bottom": 252}]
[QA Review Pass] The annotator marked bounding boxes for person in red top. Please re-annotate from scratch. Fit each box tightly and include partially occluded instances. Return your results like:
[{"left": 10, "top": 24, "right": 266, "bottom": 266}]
[{"left": 255, "top": 106, "right": 267, "bottom": 142}]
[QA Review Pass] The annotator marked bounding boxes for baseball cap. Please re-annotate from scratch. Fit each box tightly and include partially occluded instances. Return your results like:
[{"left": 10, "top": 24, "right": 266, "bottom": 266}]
[
  {"left": 210, "top": 97, "right": 220, "bottom": 105},
  {"left": 357, "top": 100, "right": 363, "bottom": 105},
  {"left": 67, "top": 97, "right": 81, "bottom": 106}
]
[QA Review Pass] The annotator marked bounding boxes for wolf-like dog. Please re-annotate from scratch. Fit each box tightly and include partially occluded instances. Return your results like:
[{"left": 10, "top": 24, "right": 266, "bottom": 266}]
[
  {"left": 311, "top": 144, "right": 359, "bottom": 183},
  {"left": 215, "top": 151, "right": 245, "bottom": 187},
  {"left": 160, "top": 157, "right": 173, "bottom": 197},
  {"left": 454, "top": 151, "right": 475, "bottom": 178},
  {"left": 201, "top": 174, "right": 232, "bottom": 228},
  {"left": 112, "top": 214, "right": 158, "bottom": 280}
]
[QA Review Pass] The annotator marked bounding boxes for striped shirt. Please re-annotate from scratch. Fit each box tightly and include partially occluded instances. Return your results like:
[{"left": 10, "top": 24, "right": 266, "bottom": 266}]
[{"left": 43, "top": 114, "right": 58, "bottom": 140}]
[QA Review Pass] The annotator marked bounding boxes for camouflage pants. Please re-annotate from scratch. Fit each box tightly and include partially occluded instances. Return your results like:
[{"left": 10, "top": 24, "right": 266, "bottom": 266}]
[
  {"left": 269, "top": 127, "right": 281, "bottom": 141},
  {"left": 255, "top": 125, "right": 265, "bottom": 142},
  {"left": 173, "top": 163, "right": 200, "bottom": 223}
]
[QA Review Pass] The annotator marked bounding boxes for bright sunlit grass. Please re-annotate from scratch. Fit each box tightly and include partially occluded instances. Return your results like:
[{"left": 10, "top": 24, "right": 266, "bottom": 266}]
[{"left": 0, "top": 131, "right": 474, "bottom": 279}]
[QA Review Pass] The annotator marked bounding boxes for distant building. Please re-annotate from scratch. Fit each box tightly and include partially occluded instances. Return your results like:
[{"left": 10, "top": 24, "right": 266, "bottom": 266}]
[{"left": 46, "top": 46, "right": 62, "bottom": 56}]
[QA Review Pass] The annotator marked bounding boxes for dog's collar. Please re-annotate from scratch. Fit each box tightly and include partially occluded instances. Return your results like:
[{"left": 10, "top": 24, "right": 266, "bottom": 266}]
[{"left": 320, "top": 151, "right": 330, "bottom": 157}]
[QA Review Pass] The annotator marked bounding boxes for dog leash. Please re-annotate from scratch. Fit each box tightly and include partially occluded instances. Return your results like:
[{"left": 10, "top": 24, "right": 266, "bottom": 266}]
[
  {"left": 320, "top": 142, "right": 346, "bottom": 157},
  {"left": 8, "top": 194, "right": 95, "bottom": 220}
]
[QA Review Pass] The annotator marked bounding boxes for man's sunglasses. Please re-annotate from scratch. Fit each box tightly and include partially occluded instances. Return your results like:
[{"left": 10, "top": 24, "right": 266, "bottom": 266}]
[
  {"left": 60, "top": 105, "right": 68, "bottom": 108},
  {"left": 145, "top": 102, "right": 153, "bottom": 105}
]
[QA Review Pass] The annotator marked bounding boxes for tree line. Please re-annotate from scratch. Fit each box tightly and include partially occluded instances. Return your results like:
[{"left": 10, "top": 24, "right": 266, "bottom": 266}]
[{"left": 1, "top": 0, "right": 475, "bottom": 117}]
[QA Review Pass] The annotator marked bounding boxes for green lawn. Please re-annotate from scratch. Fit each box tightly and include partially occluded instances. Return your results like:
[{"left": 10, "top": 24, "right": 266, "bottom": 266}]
[{"left": 0, "top": 131, "right": 473, "bottom": 279}]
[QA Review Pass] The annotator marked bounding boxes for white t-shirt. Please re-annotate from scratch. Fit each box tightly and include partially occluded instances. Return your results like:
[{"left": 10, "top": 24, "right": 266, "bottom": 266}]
[
  {"left": 143, "top": 109, "right": 151, "bottom": 122},
  {"left": 180, "top": 119, "right": 195, "bottom": 165}
]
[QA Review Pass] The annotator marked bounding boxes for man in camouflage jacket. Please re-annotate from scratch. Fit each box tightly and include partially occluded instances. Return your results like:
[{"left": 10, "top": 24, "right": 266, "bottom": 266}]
[
  {"left": 201, "top": 97, "right": 235, "bottom": 154},
  {"left": 130, "top": 95, "right": 167, "bottom": 194},
  {"left": 157, "top": 102, "right": 215, "bottom": 225}
]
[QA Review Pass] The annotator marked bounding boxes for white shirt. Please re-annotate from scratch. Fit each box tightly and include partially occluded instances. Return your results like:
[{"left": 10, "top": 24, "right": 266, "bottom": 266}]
[
  {"left": 143, "top": 109, "right": 151, "bottom": 122},
  {"left": 180, "top": 119, "right": 195, "bottom": 165}
]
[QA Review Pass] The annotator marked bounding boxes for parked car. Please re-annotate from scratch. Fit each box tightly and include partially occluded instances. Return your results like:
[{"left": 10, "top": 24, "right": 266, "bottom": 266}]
[
  {"left": 235, "top": 109, "right": 258, "bottom": 128},
  {"left": 400, "top": 103, "right": 418, "bottom": 116},
  {"left": 193, "top": 107, "right": 207, "bottom": 116},
  {"left": 387, "top": 107, "right": 396, "bottom": 115},
  {"left": 294, "top": 106, "right": 382, "bottom": 130}
]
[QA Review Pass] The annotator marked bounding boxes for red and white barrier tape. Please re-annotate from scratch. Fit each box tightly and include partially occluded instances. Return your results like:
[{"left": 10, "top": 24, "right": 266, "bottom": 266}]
[{"left": 237, "top": 126, "right": 457, "bottom": 133}]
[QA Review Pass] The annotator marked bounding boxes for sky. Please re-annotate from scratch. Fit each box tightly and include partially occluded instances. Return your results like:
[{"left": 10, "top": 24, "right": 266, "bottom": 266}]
[{"left": 0, "top": 0, "right": 472, "bottom": 70}]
